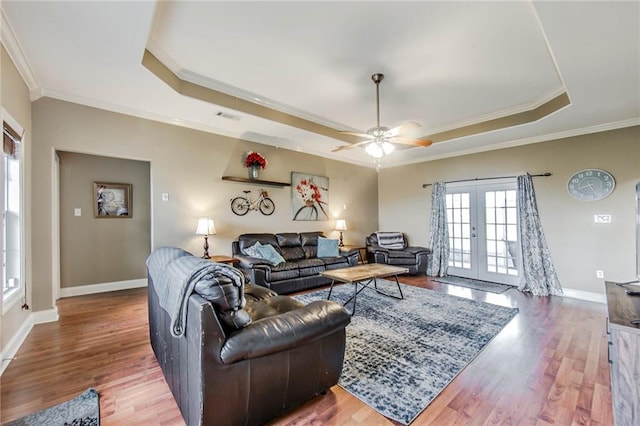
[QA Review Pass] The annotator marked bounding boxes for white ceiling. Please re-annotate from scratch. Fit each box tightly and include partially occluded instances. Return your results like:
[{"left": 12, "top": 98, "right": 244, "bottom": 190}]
[{"left": 2, "top": 1, "right": 639, "bottom": 169}]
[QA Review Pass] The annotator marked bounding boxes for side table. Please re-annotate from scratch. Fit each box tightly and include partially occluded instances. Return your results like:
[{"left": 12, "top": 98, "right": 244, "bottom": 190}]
[{"left": 209, "top": 255, "right": 239, "bottom": 265}]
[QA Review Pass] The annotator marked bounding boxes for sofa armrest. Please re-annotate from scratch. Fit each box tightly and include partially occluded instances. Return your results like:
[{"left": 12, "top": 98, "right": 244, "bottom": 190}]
[
  {"left": 339, "top": 247, "right": 359, "bottom": 266},
  {"left": 368, "top": 246, "right": 390, "bottom": 263},
  {"left": 405, "top": 246, "right": 431, "bottom": 255},
  {"left": 220, "top": 300, "right": 350, "bottom": 364},
  {"left": 234, "top": 253, "right": 272, "bottom": 269}
]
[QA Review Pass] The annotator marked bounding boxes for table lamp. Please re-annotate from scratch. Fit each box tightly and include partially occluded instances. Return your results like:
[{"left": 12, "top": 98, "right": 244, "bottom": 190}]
[
  {"left": 195, "top": 218, "right": 216, "bottom": 259},
  {"left": 335, "top": 219, "right": 347, "bottom": 247}
]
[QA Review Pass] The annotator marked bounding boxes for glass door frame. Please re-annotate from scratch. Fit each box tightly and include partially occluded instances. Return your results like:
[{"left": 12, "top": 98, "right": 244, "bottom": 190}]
[{"left": 446, "top": 179, "right": 519, "bottom": 286}]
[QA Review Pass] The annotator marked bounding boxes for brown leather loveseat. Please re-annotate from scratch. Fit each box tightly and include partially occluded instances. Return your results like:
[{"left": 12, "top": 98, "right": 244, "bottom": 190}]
[{"left": 146, "top": 247, "right": 350, "bottom": 426}]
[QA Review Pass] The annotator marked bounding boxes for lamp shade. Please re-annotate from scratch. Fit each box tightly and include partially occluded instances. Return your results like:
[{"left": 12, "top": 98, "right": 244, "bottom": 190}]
[
  {"left": 195, "top": 218, "right": 216, "bottom": 235},
  {"left": 335, "top": 219, "right": 347, "bottom": 231}
]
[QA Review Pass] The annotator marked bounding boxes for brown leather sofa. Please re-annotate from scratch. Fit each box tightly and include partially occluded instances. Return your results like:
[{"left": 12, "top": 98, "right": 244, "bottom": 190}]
[
  {"left": 147, "top": 247, "right": 350, "bottom": 426},
  {"left": 366, "top": 232, "right": 432, "bottom": 275},
  {"left": 232, "top": 231, "right": 359, "bottom": 294}
]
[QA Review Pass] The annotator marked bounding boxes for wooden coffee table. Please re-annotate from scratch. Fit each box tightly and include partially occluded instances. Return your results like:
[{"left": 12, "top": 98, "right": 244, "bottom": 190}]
[{"left": 321, "top": 264, "right": 408, "bottom": 315}]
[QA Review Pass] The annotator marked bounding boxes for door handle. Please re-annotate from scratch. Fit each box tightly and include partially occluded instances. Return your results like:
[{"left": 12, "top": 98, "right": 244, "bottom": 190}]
[{"left": 472, "top": 234, "right": 476, "bottom": 237}]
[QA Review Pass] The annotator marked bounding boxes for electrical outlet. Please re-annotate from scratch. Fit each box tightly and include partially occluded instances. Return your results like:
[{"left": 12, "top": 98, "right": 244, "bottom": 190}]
[
  {"left": 594, "top": 214, "right": 611, "bottom": 223},
  {"left": 596, "top": 270, "right": 604, "bottom": 279}
]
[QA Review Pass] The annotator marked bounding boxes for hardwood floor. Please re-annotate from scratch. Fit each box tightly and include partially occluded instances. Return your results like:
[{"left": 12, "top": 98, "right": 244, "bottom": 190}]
[{"left": 1, "top": 277, "right": 612, "bottom": 425}]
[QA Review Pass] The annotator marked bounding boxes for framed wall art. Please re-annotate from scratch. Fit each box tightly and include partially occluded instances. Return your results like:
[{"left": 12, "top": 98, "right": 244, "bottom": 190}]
[
  {"left": 291, "top": 172, "right": 329, "bottom": 221},
  {"left": 94, "top": 182, "right": 132, "bottom": 218}
]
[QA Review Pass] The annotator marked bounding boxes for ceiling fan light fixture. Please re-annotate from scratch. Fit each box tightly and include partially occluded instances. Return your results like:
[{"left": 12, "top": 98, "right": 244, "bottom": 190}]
[
  {"left": 365, "top": 141, "right": 384, "bottom": 158},
  {"left": 381, "top": 141, "right": 395, "bottom": 155},
  {"left": 364, "top": 140, "right": 395, "bottom": 158}
]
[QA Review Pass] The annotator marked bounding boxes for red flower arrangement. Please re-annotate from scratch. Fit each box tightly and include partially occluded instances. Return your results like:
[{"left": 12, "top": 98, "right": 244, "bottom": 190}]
[{"left": 245, "top": 151, "right": 268, "bottom": 169}]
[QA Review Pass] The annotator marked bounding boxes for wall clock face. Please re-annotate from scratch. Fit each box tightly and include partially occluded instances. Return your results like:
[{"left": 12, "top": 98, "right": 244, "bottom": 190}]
[{"left": 567, "top": 169, "right": 615, "bottom": 201}]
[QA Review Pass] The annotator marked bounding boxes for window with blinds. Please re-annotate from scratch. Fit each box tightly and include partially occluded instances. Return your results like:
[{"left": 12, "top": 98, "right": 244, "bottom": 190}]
[{"left": 2, "top": 121, "right": 22, "bottom": 303}]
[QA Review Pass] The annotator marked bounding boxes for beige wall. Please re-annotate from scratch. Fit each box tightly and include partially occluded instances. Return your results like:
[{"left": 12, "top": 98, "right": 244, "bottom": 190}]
[
  {"left": 379, "top": 126, "right": 640, "bottom": 294},
  {"left": 1, "top": 46, "right": 32, "bottom": 351},
  {"left": 31, "top": 98, "right": 379, "bottom": 311},
  {"left": 58, "top": 152, "right": 151, "bottom": 287}
]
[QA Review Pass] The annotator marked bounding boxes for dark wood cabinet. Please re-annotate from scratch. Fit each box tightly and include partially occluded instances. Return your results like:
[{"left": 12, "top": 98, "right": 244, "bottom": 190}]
[{"left": 605, "top": 281, "right": 640, "bottom": 426}]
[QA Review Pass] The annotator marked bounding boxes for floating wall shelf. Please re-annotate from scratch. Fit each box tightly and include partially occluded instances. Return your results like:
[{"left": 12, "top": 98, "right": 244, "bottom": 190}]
[{"left": 221, "top": 176, "right": 291, "bottom": 187}]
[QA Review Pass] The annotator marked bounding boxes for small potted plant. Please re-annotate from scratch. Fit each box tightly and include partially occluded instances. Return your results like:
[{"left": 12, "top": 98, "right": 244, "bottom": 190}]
[{"left": 245, "top": 151, "right": 267, "bottom": 179}]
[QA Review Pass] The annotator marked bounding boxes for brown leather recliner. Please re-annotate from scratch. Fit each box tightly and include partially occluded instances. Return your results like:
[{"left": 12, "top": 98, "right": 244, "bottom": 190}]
[
  {"left": 147, "top": 247, "right": 350, "bottom": 426},
  {"left": 366, "top": 232, "right": 431, "bottom": 275}
]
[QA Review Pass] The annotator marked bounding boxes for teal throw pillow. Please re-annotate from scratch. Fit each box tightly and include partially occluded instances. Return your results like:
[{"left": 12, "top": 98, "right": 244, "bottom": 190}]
[
  {"left": 256, "top": 244, "right": 286, "bottom": 266},
  {"left": 242, "top": 242, "right": 263, "bottom": 258},
  {"left": 317, "top": 237, "right": 339, "bottom": 257}
]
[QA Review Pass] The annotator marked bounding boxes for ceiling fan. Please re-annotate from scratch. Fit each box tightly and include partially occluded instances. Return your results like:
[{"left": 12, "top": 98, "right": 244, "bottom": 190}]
[{"left": 333, "top": 73, "right": 433, "bottom": 158}]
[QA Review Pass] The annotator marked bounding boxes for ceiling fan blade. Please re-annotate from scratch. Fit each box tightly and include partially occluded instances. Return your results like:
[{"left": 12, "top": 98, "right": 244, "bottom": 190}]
[
  {"left": 385, "top": 121, "right": 422, "bottom": 137},
  {"left": 332, "top": 140, "right": 372, "bottom": 152},
  {"left": 338, "top": 130, "right": 372, "bottom": 138},
  {"left": 387, "top": 137, "right": 433, "bottom": 147}
]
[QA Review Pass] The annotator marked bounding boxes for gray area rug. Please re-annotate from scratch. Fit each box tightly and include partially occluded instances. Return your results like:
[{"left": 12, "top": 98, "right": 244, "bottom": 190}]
[
  {"left": 434, "top": 275, "right": 513, "bottom": 294},
  {"left": 7, "top": 388, "right": 99, "bottom": 426},
  {"left": 295, "top": 281, "right": 518, "bottom": 425}
]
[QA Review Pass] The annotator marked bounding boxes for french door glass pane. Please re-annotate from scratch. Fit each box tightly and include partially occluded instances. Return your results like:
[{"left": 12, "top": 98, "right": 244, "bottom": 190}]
[
  {"left": 447, "top": 192, "right": 472, "bottom": 269},
  {"left": 485, "top": 190, "right": 518, "bottom": 277}
]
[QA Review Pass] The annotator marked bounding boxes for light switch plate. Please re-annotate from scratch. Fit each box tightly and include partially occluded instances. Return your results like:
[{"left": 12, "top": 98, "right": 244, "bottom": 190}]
[
  {"left": 74, "top": 208, "right": 81, "bottom": 216},
  {"left": 161, "top": 193, "right": 169, "bottom": 201}
]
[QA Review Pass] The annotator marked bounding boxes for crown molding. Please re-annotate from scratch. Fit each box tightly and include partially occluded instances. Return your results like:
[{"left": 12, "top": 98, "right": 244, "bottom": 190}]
[
  {"left": 424, "top": 85, "right": 567, "bottom": 138},
  {"left": 385, "top": 117, "right": 640, "bottom": 168},
  {"left": 40, "top": 87, "right": 248, "bottom": 138},
  {"left": 1, "top": 9, "right": 41, "bottom": 99}
]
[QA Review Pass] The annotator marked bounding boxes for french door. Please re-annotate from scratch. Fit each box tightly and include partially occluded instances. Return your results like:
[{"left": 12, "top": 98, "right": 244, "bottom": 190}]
[{"left": 446, "top": 181, "right": 519, "bottom": 286}]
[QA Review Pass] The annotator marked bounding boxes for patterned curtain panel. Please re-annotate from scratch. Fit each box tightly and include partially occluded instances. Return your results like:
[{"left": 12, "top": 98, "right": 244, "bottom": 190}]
[
  {"left": 517, "top": 175, "right": 563, "bottom": 296},
  {"left": 427, "top": 182, "right": 449, "bottom": 277}
]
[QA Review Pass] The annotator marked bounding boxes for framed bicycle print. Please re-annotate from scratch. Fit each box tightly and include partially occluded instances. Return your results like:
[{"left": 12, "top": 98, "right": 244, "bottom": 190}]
[
  {"left": 94, "top": 182, "right": 132, "bottom": 218},
  {"left": 291, "top": 172, "right": 329, "bottom": 221}
]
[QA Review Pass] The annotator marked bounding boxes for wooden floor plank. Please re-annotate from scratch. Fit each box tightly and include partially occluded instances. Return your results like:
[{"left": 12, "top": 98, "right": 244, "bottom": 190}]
[{"left": 0, "top": 277, "right": 613, "bottom": 425}]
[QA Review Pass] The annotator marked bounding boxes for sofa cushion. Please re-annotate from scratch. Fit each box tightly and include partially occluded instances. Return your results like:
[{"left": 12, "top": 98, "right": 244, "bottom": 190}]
[
  {"left": 244, "top": 294, "right": 305, "bottom": 321},
  {"left": 300, "top": 231, "right": 323, "bottom": 247},
  {"left": 238, "top": 233, "right": 279, "bottom": 252},
  {"left": 387, "top": 250, "right": 418, "bottom": 259},
  {"left": 279, "top": 246, "right": 306, "bottom": 261},
  {"left": 377, "top": 232, "right": 406, "bottom": 249},
  {"left": 296, "top": 258, "right": 326, "bottom": 277},
  {"left": 317, "top": 237, "right": 339, "bottom": 257},
  {"left": 321, "top": 256, "right": 350, "bottom": 270},
  {"left": 276, "top": 233, "right": 302, "bottom": 248},
  {"left": 268, "top": 262, "right": 300, "bottom": 281},
  {"left": 300, "top": 232, "right": 323, "bottom": 258},
  {"left": 256, "top": 244, "right": 286, "bottom": 266}
]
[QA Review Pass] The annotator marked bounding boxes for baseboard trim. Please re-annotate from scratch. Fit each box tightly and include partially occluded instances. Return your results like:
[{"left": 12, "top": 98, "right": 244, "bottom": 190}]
[
  {"left": 33, "top": 306, "right": 59, "bottom": 324},
  {"left": 561, "top": 288, "right": 606, "bottom": 304},
  {"left": 59, "top": 278, "right": 147, "bottom": 298},
  {"left": 0, "top": 314, "right": 33, "bottom": 376},
  {"left": 0, "top": 306, "right": 60, "bottom": 376}
]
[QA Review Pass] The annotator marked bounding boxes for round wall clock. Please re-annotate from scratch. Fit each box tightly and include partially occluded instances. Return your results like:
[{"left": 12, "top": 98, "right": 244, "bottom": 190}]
[{"left": 567, "top": 168, "right": 615, "bottom": 201}]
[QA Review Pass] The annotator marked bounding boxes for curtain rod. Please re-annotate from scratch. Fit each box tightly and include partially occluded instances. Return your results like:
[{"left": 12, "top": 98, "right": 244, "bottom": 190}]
[{"left": 422, "top": 172, "right": 552, "bottom": 188}]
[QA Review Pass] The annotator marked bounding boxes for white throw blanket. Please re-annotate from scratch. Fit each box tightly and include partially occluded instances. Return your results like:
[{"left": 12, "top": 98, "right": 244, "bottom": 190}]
[
  {"left": 377, "top": 232, "right": 405, "bottom": 250},
  {"left": 146, "top": 247, "right": 246, "bottom": 337}
]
